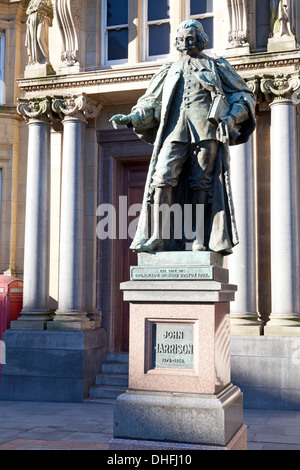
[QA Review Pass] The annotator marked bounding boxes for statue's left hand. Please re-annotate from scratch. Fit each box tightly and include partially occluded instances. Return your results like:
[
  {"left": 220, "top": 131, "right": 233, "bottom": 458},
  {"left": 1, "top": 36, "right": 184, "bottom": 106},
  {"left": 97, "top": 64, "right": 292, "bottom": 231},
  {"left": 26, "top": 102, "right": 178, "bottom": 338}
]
[{"left": 216, "top": 115, "right": 236, "bottom": 143}]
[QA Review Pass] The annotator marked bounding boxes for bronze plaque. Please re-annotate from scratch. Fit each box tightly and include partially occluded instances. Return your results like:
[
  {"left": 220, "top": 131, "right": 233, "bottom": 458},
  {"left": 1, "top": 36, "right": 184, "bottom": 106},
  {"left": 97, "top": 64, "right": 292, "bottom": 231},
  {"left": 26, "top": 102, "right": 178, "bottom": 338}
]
[{"left": 152, "top": 323, "right": 194, "bottom": 369}]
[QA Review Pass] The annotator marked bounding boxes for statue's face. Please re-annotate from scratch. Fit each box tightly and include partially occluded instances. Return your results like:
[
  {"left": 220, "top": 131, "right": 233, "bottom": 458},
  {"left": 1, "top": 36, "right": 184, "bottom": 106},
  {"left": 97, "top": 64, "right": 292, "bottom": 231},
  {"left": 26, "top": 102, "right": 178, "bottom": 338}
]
[{"left": 175, "top": 28, "right": 199, "bottom": 56}]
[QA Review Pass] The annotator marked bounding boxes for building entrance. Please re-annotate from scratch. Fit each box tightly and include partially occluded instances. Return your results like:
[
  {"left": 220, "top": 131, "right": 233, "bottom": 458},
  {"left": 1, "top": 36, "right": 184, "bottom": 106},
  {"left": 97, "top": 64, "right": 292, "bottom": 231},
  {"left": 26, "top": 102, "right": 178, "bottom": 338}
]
[{"left": 97, "top": 129, "right": 151, "bottom": 352}]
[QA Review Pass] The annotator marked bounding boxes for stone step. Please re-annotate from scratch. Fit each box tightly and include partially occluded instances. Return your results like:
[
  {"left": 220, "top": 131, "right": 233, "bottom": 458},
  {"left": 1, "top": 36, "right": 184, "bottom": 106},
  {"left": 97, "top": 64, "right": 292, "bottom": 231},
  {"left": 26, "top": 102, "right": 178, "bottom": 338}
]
[
  {"left": 95, "top": 373, "right": 128, "bottom": 387},
  {"left": 88, "top": 353, "right": 129, "bottom": 401},
  {"left": 106, "top": 352, "right": 129, "bottom": 364},
  {"left": 89, "top": 385, "right": 127, "bottom": 400},
  {"left": 101, "top": 362, "right": 129, "bottom": 374}
]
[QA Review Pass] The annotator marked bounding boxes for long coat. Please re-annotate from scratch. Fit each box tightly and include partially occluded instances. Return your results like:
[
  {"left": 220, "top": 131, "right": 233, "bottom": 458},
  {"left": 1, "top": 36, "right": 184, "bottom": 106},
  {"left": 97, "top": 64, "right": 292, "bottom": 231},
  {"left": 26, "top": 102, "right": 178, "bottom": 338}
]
[{"left": 129, "top": 53, "right": 256, "bottom": 254}]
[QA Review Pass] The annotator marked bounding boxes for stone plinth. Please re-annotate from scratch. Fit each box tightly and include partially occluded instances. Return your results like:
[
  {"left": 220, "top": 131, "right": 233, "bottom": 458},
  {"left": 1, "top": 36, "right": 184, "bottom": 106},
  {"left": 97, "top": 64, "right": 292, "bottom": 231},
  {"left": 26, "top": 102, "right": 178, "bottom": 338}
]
[
  {"left": 268, "top": 35, "right": 297, "bottom": 53},
  {"left": 128, "top": 301, "right": 230, "bottom": 395},
  {"left": 109, "top": 252, "right": 246, "bottom": 450},
  {"left": 0, "top": 328, "right": 107, "bottom": 402},
  {"left": 24, "top": 63, "right": 56, "bottom": 78}
]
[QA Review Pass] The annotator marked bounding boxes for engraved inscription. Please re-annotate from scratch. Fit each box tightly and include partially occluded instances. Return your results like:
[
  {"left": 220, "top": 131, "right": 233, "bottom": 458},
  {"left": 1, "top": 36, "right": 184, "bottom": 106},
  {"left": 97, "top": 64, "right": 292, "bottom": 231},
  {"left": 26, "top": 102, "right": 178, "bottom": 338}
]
[
  {"left": 131, "top": 266, "right": 213, "bottom": 280},
  {"left": 152, "top": 323, "right": 194, "bottom": 369}
]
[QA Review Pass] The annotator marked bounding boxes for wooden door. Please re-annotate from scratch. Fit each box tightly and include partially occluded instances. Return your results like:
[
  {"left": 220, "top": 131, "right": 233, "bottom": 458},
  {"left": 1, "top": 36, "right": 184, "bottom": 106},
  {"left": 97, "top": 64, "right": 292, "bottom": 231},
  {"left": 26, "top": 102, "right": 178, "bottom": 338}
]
[
  {"left": 97, "top": 129, "right": 152, "bottom": 353},
  {"left": 121, "top": 163, "right": 148, "bottom": 351}
]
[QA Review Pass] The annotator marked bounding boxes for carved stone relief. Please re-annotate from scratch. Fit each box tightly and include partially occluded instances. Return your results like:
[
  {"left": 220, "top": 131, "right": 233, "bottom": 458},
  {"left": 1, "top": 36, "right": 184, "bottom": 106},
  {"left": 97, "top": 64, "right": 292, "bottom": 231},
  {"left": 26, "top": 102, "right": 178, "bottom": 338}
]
[
  {"left": 55, "top": 0, "right": 81, "bottom": 67},
  {"left": 227, "top": 0, "right": 250, "bottom": 47}
]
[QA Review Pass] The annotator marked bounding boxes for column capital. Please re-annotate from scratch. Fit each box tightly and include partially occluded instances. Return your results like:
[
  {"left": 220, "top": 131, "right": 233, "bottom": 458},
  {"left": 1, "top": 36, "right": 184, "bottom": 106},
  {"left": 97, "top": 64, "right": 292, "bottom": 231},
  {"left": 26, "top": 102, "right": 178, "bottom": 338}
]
[
  {"left": 17, "top": 97, "right": 52, "bottom": 123},
  {"left": 52, "top": 93, "right": 101, "bottom": 123},
  {"left": 245, "top": 78, "right": 259, "bottom": 96},
  {"left": 260, "top": 73, "right": 300, "bottom": 104}
]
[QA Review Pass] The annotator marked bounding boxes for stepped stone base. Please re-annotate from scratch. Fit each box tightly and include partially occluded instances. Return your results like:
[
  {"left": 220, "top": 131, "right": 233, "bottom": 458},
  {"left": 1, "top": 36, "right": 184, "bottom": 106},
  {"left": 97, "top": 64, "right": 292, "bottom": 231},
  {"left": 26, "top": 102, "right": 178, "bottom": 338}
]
[{"left": 89, "top": 353, "right": 129, "bottom": 400}]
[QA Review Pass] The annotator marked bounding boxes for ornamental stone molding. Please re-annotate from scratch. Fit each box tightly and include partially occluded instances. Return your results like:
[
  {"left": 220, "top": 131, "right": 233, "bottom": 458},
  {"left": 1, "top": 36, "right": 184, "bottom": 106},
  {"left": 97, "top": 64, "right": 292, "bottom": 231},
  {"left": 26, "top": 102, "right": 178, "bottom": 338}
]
[
  {"left": 52, "top": 93, "right": 101, "bottom": 122},
  {"left": 245, "top": 78, "right": 259, "bottom": 95},
  {"left": 227, "top": 0, "right": 250, "bottom": 47},
  {"left": 55, "top": 0, "right": 81, "bottom": 67},
  {"left": 260, "top": 73, "right": 300, "bottom": 103}
]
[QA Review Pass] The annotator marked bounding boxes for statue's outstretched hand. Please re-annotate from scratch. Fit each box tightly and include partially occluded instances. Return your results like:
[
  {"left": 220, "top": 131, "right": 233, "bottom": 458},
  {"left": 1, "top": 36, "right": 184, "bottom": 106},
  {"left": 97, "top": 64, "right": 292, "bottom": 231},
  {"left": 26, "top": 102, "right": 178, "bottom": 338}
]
[{"left": 109, "top": 114, "right": 132, "bottom": 129}]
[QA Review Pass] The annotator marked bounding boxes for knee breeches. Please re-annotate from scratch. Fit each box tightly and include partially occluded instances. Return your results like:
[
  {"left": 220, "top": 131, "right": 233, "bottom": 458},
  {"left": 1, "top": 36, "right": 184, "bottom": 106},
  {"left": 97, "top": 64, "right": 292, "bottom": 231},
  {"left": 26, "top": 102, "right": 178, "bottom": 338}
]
[{"left": 151, "top": 140, "right": 219, "bottom": 191}]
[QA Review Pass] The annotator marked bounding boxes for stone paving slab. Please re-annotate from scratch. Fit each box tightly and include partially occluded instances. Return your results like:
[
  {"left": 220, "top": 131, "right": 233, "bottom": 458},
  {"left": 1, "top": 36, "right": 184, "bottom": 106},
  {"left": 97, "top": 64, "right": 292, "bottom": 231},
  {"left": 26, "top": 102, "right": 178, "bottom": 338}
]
[
  {"left": 0, "top": 401, "right": 299, "bottom": 450},
  {"left": 0, "top": 439, "right": 108, "bottom": 450}
]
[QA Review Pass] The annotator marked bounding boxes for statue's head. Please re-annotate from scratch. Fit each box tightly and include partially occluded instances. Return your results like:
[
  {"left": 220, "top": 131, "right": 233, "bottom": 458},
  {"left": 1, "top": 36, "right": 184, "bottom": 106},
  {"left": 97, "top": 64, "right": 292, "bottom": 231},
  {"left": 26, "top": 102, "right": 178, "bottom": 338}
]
[{"left": 175, "top": 19, "right": 209, "bottom": 55}]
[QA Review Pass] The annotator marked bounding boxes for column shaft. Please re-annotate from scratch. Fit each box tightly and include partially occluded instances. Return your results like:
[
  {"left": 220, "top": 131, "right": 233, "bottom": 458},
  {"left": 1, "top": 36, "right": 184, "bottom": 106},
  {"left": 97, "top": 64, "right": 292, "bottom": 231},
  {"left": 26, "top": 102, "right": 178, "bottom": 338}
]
[
  {"left": 268, "top": 99, "right": 300, "bottom": 327},
  {"left": 228, "top": 136, "right": 261, "bottom": 333},
  {"left": 49, "top": 94, "right": 100, "bottom": 330},
  {"left": 14, "top": 116, "right": 52, "bottom": 328},
  {"left": 50, "top": 114, "right": 93, "bottom": 329}
]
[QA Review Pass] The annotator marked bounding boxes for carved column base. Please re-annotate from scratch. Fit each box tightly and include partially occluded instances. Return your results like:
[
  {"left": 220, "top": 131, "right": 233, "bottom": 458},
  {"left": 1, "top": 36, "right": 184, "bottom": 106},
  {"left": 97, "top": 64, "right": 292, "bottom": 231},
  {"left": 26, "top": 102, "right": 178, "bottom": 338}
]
[{"left": 48, "top": 313, "right": 95, "bottom": 331}]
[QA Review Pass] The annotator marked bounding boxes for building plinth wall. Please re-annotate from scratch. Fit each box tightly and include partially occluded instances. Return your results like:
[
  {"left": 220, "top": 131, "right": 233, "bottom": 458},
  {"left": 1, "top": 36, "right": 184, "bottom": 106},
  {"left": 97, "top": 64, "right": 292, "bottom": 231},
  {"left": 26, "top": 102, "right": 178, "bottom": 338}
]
[
  {"left": 231, "top": 335, "right": 300, "bottom": 411},
  {"left": 0, "top": 328, "right": 107, "bottom": 402}
]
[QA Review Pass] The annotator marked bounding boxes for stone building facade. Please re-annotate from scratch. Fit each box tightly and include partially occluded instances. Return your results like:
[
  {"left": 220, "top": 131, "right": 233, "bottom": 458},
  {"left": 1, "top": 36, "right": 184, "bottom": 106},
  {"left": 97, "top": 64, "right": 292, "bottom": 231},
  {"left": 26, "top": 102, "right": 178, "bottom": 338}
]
[{"left": 0, "top": 0, "right": 300, "bottom": 409}]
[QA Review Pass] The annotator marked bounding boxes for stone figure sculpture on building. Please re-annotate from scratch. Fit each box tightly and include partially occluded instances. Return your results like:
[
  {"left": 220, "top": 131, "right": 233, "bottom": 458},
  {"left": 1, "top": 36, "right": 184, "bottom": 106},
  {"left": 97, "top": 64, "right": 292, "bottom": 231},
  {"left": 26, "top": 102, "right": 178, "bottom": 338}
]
[
  {"left": 110, "top": 20, "right": 256, "bottom": 255},
  {"left": 25, "top": 0, "right": 53, "bottom": 66},
  {"left": 270, "top": 0, "right": 293, "bottom": 37}
]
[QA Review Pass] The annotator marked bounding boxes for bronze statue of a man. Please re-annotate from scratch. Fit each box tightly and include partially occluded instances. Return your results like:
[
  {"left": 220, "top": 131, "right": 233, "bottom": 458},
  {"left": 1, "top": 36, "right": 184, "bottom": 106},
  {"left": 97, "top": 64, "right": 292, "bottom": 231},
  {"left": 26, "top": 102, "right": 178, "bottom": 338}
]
[{"left": 110, "top": 20, "right": 256, "bottom": 254}]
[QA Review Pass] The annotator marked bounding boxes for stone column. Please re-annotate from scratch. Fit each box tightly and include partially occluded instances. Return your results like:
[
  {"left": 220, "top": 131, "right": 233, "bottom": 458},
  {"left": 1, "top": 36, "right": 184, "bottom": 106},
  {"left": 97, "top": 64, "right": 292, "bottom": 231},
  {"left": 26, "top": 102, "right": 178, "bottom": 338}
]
[
  {"left": 261, "top": 74, "right": 300, "bottom": 335},
  {"left": 228, "top": 78, "right": 261, "bottom": 334},
  {"left": 228, "top": 135, "right": 261, "bottom": 333},
  {"left": 49, "top": 93, "right": 99, "bottom": 330},
  {"left": 12, "top": 98, "right": 52, "bottom": 329}
]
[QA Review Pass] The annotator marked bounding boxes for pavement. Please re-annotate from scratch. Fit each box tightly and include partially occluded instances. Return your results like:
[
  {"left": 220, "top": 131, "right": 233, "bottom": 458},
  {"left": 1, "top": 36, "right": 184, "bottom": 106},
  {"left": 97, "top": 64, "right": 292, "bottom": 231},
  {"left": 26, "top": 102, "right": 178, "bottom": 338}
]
[{"left": 0, "top": 399, "right": 299, "bottom": 451}]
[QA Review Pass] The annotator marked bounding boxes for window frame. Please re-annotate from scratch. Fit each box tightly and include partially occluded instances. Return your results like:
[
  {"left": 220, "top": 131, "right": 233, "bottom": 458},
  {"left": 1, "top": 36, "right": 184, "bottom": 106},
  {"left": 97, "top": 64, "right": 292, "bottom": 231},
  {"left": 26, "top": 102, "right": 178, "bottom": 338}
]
[
  {"left": 143, "top": 0, "right": 171, "bottom": 62},
  {"left": 185, "top": 0, "right": 215, "bottom": 52},
  {"left": 101, "top": 0, "right": 129, "bottom": 66},
  {"left": 0, "top": 32, "right": 5, "bottom": 104}
]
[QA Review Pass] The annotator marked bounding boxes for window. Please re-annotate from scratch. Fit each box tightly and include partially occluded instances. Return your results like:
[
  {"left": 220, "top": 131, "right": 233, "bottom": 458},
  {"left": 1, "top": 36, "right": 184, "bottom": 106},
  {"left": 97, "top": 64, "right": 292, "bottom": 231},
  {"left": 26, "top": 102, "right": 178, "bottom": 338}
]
[
  {"left": 186, "top": 0, "right": 214, "bottom": 49},
  {"left": 144, "top": 0, "right": 171, "bottom": 60},
  {"left": 0, "top": 32, "right": 5, "bottom": 104},
  {"left": 255, "top": 0, "right": 271, "bottom": 51},
  {"left": 103, "top": 0, "right": 129, "bottom": 64}
]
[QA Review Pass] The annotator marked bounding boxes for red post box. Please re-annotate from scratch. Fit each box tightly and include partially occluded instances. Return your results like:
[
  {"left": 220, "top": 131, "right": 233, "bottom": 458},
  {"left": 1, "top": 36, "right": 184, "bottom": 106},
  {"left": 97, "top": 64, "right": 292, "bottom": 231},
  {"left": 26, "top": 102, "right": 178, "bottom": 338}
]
[{"left": 0, "top": 276, "right": 23, "bottom": 340}]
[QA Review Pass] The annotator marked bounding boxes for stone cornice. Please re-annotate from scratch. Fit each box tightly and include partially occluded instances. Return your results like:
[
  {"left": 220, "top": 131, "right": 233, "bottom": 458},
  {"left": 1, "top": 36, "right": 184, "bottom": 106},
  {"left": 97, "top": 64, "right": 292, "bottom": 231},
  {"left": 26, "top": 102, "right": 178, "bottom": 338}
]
[
  {"left": 17, "top": 63, "right": 160, "bottom": 95},
  {"left": 16, "top": 51, "right": 300, "bottom": 99}
]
